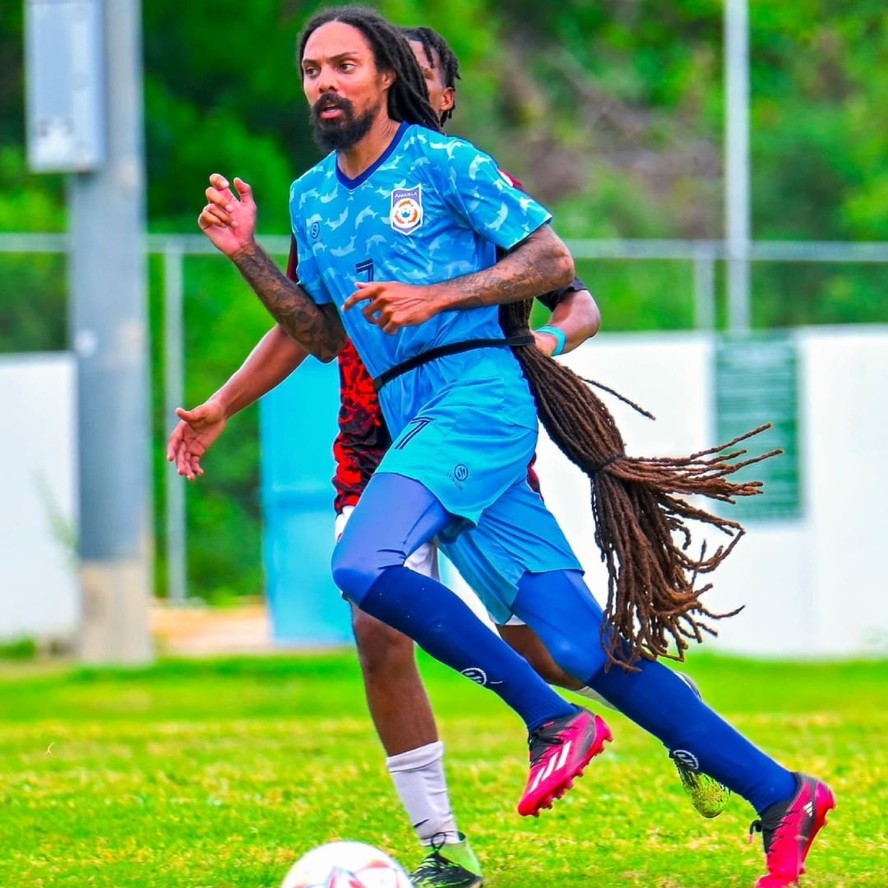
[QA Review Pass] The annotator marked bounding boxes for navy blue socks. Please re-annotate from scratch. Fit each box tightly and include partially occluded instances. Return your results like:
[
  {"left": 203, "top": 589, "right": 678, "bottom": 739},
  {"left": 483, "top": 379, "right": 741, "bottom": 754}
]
[{"left": 361, "top": 566, "right": 575, "bottom": 730}]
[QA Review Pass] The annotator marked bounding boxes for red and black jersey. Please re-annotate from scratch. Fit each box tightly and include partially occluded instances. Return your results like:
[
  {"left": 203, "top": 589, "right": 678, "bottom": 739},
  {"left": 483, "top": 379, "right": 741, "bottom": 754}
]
[
  {"left": 286, "top": 238, "right": 388, "bottom": 511},
  {"left": 284, "top": 166, "right": 589, "bottom": 512},
  {"left": 332, "top": 340, "right": 391, "bottom": 512}
]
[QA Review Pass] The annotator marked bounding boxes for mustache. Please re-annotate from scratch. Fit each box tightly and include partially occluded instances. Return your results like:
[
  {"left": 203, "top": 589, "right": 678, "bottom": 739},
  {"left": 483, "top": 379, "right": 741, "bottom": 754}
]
[{"left": 311, "top": 94, "right": 354, "bottom": 121}]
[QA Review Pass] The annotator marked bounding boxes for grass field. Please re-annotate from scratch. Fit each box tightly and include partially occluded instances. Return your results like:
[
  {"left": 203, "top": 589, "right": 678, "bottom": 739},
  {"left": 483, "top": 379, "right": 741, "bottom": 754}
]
[{"left": 1, "top": 651, "right": 885, "bottom": 887}]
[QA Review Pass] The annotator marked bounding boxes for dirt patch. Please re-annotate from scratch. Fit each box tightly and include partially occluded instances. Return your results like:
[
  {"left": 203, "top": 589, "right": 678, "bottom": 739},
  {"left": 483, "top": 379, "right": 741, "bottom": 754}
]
[{"left": 151, "top": 600, "right": 272, "bottom": 656}]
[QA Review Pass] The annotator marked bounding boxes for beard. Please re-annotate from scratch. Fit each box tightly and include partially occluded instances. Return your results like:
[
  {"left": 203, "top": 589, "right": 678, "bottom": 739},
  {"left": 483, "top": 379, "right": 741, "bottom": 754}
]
[{"left": 310, "top": 94, "right": 378, "bottom": 152}]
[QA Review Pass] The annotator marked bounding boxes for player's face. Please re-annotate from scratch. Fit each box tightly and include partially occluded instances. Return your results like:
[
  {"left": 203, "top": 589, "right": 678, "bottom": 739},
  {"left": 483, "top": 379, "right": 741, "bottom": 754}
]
[
  {"left": 408, "top": 39, "right": 454, "bottom": 123},
  {"left": 301, "top": 21, "right": 395, "bottom": 151}
]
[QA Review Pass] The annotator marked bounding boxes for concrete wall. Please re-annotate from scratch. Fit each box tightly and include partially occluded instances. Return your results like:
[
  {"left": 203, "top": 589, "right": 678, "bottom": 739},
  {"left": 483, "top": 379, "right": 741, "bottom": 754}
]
[{"left": 0, "top": 353, "right": 79, "bottom": 641}]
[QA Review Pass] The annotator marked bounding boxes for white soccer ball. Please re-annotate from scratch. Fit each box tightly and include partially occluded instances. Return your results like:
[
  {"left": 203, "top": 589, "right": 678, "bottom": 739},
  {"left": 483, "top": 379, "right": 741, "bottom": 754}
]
[{"left": 280, "top": 840, "right": 413, "bottom": 888}]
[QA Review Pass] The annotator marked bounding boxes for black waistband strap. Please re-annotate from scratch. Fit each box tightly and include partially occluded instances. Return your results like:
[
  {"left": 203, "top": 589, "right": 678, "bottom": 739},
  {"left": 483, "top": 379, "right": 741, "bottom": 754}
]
[{"left": 372, "top": 334, "right": 535, "bottom": 391}]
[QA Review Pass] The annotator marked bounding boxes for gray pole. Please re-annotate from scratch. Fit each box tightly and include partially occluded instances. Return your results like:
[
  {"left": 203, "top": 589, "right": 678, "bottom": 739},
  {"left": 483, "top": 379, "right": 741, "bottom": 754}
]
[
  {"left": 725, "top": 0, "right": 751, "bottom": 333},
  {"left": 70, "top": 0, "right": 153, "bottom": 663}
]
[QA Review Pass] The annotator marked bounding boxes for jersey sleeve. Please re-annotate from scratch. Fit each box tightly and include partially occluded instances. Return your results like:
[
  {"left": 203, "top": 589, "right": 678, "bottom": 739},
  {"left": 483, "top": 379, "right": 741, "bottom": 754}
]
[
  {"left": 496, "top": 168, "right": 588, "bottom": 311},
  {"left": 289, "top": 179, "right": 333, "bottom": 304},
  {"left": 439, "top": 140, "right": 553, "bottom": 252}
]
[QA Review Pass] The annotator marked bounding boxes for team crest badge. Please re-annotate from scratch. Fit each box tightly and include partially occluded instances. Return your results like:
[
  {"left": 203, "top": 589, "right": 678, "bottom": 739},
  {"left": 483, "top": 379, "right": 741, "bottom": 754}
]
[{"left": 390, "top": 185, "right": 423, "bottom": 235}]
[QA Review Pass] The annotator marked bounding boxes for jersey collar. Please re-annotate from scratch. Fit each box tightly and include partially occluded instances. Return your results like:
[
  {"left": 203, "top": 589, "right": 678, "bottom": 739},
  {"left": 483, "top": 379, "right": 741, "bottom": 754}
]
[{"left": 335, "top": 121, "right": 411, "bottom": 189}]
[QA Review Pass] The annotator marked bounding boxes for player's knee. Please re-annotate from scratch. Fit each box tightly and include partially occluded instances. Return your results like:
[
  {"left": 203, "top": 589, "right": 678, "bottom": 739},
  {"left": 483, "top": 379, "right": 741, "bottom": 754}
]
[
  {"left": 331, "top": 548, "right": 380, "bottom": 605},
  {"left": 543, "top": 635, "right": 606, "bottom": 687},
  {"left": 332, "top": 529, "right": 413, "bottom": 605},
  {"left": 502, "top": 625, "right": 584, "bottom": 689}
]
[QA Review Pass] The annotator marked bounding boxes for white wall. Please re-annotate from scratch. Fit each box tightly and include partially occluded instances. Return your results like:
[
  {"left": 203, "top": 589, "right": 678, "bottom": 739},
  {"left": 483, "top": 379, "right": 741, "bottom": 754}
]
[
  {"left": 800, "top": 329, "right": 888, "bottom": 655},
  {"left": 524, "top": 326, "right": 888, "bottom": 659},
  {"left": 0, "top": 353, "right": 79, "bottom": 641}
]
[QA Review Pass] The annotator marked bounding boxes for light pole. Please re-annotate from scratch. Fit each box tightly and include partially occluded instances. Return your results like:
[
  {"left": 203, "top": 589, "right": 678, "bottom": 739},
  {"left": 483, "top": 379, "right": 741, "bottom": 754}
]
[
  {"left": 26, "top": 0, "right": 154, "bottom": 663},
  {"left": 725, "top": 0, "right": 751, "bottom": 333}
]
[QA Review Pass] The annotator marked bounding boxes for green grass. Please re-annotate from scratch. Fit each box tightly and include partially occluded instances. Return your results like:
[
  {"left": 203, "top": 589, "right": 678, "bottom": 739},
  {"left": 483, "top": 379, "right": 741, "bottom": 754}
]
[{"left": 1, "top": 653, "right": 885, "bottom": 887}]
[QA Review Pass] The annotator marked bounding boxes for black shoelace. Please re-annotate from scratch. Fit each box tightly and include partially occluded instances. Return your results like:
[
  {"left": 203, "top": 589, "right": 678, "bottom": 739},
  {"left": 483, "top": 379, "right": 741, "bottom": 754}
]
[{"left": 527, "top": 722, "right": 566, "bottom": 764}]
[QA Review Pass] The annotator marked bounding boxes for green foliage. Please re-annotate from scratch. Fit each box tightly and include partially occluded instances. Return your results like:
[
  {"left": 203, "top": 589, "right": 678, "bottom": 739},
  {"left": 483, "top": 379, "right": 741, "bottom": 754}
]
[
  {"left": 575, "top": 258, "right": 698, "bottom": 332},
  {"left": 1, "top": 653, "right": 884, "bottom": 885},
  {"left": 0, "top": 148, "right": 67, "bottom": 351},
  {"left": 150, "top": 256, "right": 274, "bottom": 602},
  {"left": 0, "top": 251, "right": 66, "bottom": 352},
  {"left": 142, "top": 3, "right": 307, "bottom": 162},
  {"left": 0, "top": 637, "right": 37, "bottom": 661}
]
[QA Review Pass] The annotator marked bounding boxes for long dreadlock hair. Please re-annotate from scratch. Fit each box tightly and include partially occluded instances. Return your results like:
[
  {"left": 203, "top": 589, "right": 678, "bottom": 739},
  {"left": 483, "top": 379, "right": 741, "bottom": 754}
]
[
  {"left": 500, "top": 300, "right": 779, "bottom": 669},
  {"left": 297, "top": 6, "right": 442, "bottom": 132},
  {"left": 400, "top": 26, "right": 462, "bottom": 123}
]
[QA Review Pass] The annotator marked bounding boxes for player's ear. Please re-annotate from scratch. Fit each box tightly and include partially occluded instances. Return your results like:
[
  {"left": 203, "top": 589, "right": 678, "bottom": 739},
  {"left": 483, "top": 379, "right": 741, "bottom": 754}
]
[
  {"left": 441, "top": 87, "right": 455, "bottom": 115},
  {"left": 380, "top": 69, "right": 396, "bottom": 90}
]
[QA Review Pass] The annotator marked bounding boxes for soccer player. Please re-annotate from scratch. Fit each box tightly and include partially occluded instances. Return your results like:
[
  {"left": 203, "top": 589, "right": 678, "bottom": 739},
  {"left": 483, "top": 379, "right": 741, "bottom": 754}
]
[{"left": 195, "top": 8, "right": 834, "bottom": 886}]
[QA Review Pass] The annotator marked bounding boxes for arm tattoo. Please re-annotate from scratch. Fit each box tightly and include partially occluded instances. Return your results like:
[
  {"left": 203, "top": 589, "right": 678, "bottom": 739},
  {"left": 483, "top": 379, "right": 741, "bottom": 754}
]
[
  {"left": 231, "top": 242, "right": 345, "bottom": 361},
  {"left": 434, "top": 226, "right": 575, "bottom": 312}
]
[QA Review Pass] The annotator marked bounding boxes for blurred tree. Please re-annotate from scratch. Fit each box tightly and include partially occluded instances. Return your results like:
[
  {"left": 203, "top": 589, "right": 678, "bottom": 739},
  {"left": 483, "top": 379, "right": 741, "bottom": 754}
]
[{"left": 0, "top": 147, "right": 66, "bottom": 352}]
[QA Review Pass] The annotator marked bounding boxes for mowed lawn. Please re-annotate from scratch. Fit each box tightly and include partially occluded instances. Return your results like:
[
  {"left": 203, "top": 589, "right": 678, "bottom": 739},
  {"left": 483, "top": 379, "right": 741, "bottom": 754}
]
[{"left": 0, "top": 652, "right": 885, "bottom": 887}]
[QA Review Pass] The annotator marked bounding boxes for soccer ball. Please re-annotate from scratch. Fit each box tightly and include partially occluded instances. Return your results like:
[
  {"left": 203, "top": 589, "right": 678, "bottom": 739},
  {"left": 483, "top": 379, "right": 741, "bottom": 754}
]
[{"left": 280, "top": 840, "right": 413, "bottom": 888}]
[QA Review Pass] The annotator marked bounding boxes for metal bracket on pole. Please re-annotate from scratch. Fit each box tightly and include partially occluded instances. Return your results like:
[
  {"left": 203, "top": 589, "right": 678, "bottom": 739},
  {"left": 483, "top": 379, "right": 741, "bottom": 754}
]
[{"left": 25, "top": 0, "right": 106, "bottom": 173}]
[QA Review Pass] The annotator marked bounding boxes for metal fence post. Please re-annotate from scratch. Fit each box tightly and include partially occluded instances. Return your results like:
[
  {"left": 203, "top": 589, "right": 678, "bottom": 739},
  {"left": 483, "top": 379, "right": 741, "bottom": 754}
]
[
  {"left": 693, "top": 244, "right": 717, "bottom": 331},
  {"left": 163, "top": 239, "right": 187, "bottom": 605}
]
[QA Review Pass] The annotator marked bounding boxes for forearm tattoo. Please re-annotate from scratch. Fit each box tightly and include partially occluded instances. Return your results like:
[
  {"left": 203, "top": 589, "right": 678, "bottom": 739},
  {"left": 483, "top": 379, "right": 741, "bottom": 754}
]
[
  {"left": 232, "top": 243, "right": 344, "bottom": 360},
  {"left": 438, "top": 227, "right": 574, "bottom": 311}
]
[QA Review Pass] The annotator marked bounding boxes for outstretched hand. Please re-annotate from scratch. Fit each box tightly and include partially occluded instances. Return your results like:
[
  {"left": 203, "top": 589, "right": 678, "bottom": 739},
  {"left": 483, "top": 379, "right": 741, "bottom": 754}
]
[
  {"left": 166, "top": 400, "right": 228, "bottom": 482},
  {"left": 198, "top": 174, "right": 258, "bottom": 257},
  {"left": 343, "top": 280, "right": 436, "bottom": 334}
]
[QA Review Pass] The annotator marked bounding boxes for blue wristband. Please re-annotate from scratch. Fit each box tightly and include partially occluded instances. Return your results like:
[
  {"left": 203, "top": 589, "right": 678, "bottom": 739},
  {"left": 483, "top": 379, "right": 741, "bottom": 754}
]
[{"left": 535, "top": 324, "right": 567, "bottom": 357}]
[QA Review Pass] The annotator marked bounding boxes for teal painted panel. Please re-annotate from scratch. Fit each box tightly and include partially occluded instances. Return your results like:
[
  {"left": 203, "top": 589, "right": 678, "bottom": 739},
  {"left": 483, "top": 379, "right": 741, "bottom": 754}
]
[
  {"left": 714, "top": 333, "right": 802, "bottom": 522},
  {"left": 260, "top": 357, "right": 353, "bottom": 645}
]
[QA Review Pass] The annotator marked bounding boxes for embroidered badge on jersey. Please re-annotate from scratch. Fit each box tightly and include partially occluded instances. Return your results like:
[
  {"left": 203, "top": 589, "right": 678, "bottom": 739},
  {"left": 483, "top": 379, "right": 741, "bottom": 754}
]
[{"left": 390, "top": 185, "right": 423, "bottom": 235}]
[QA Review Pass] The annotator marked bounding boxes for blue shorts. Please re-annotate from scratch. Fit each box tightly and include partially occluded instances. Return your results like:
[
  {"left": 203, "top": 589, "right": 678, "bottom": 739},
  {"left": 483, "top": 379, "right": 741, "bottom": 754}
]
[
  {"left": 440, "top": 478, "right": 583, "bottom": 625},
  {"left": 373, "top": 345, "right": 581, "bottom": 620},
  {"left": 377, "top": 347, "right": 539, "bottom": 523}
]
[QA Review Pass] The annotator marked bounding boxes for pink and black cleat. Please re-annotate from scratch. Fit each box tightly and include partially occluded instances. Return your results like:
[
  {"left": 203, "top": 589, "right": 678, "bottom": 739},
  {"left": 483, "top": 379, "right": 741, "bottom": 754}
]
[
  {"left": 750, "top": 772, "right": 836, "bottom": 887},
  {"left": 517, "top": 707, "right": 612, "bottom": 817}
]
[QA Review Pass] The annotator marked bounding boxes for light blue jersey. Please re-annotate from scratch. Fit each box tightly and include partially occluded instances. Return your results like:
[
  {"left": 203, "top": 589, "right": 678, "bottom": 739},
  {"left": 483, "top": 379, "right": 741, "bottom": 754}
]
[{"left": 290, "top": 123, "right": 549, "bottom": 433}]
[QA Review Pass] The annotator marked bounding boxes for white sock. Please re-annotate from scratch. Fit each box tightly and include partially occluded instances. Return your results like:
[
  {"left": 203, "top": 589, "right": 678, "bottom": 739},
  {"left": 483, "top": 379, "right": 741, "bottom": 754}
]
[
  {"left": 386, "top": 740, "right": 460, "bottom": 846},
  {"left": 574, "top": 684, "right": 615, "bottom": 710}
]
